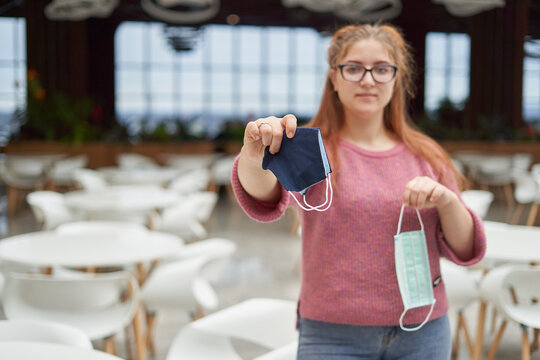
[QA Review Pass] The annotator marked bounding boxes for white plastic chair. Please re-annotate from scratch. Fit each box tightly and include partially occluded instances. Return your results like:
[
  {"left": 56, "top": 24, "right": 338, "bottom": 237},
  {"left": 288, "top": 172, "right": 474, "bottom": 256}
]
[
  {"left": 72, "top": 168, "right": 109, "bottom": 190},
  {"left": 141, "top": 256, "right": 220, "bottom": 356},
  {"left": 1, "top": 157, "right": 47, "bottom": 214},
  {"left": 168, "top": 168, "right": 212, "bottom": 195},
  {"left": 3, "top": 271, "right": 139, "bottom": 354},
  {"left": 510, "top": 173, "right": 540, "bottom": 225},
  {"left": 154, "top": 193, "right": 217, "bottom": 240},
  {"left": 473, "top": 156, "right": 515, "bottom": 208},
  {"left": 166, "top": 298, "right": 298, "bottom": 360},
  {"left": 461, "top": 190, "right": 494, "bottom": 219},
  {"left": 0, "top": 319, "right": 92, "bottom": 349},
  {"left": 142, "top": 239, "right": 236, "bottom": 355},
  {"left": 478, "top": 265, "right": 540, "bottom": 360},
  {"left": 26, "top": 191, "right": 79, "bottom": 230},
  {"left": 49, "top": 155, "right": 89, "bottom": 190},
  {"left": 116, "top": 153, "right": 158, "bottom": 169},
  {"left": 440, "top": 258, "right": 481, "bottom": 359},
  {"left": 164, "top": 154, "right": 217, "bottom": 172}
]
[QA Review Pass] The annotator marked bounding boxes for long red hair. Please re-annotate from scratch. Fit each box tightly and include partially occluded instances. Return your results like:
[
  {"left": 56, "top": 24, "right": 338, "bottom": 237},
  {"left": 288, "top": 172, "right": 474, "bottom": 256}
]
[{"left": 307, "top": 23, "right": 465, "bottom": 189}]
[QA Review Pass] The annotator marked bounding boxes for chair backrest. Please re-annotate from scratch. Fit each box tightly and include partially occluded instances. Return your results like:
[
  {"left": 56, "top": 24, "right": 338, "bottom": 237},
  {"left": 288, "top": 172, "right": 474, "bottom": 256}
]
[
  {"left": 72, "top": 168, "right": 108, "bottom": 190},
  {"left": 479, "top": 265, "right": 540, "bottom": 328},
  {"left": 3, "top": 271, "right": 139, "bottom": 340},
  {"left": 26, "top": 191, "right": 75, "bottom": 230},
  {"left": 184, "top": 191, "right": 218, "bottom": 222},
  {"left": 0, "top": 319, "right": 92, "bottom": 349},
  {"left": 116, "top": 153, "right": 158, "bottom": 169},
  {"left": 141, "top": 256, "right": 219, "bottom": 312},
  {"left": 166, "top": 298, "right": 297, "bottom": 360},
  {"left": 511, "top": 153, "right": 533, "bottom": 173},
  {"left": 211, "top": 156, "right": 236, "bottom": 186},
  {"left": 461, "top": 190, "right": 494, "bottom": 219},
  {"left": 179, "top": 238, "right": 237, "bottom": 283},
  {"left": 50, "top": 155, "right": 89, "bottom": 176},
  {"left": 168, "top": 168, "right": 212, "bottom": 194},
  {"left": 512, "top": 173, "right": 540, "bottom": 204},
  {"left": 56, "top": 220, "right": 149, "bottom": 234}
]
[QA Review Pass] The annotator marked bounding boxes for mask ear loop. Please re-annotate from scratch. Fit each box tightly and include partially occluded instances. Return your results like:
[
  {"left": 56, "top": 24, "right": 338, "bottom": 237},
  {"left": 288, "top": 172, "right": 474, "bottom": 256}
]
[
  {"left": 290, "top": 173, "right": 333, "bottom": 212},
  {"left": 396, "top": 204, "right": 433, "bottom": 332},
  {"left": 396, "top": 204, "right": 425, "bottom": 235}
]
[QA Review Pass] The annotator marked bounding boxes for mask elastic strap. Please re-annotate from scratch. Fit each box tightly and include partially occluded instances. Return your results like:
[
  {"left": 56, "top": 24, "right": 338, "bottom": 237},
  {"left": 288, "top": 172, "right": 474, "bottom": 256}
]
[
  {"left": 290, "top": 173, "right": 333, "bottom": 212},
  {"left": 398, "top": 299, "right": 436, "bottom": 332},
  {"left": 396, "top": 204, "right": 425, "bottom": 235}
]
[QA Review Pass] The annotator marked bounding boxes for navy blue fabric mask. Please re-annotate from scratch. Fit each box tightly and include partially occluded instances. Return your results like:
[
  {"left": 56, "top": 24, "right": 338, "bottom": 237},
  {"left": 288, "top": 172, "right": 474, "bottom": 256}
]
[{"left": 262, "top": 127, "right": 333, "bottom": 211}]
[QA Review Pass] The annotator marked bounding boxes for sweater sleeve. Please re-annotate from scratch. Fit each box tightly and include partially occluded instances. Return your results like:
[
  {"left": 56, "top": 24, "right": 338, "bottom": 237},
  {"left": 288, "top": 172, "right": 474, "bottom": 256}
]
[
  {"left": 436, "top": 172, "right": 486, "bottom": 266},
  {"left": 230, "top": 154, "right": 290, "bottom": 222}
]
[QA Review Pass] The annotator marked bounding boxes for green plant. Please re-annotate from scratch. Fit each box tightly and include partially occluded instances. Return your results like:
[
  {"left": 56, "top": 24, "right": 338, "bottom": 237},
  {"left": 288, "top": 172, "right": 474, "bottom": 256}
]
[{"left": 13, "top": 69, "right": 99, "bottom": 144}]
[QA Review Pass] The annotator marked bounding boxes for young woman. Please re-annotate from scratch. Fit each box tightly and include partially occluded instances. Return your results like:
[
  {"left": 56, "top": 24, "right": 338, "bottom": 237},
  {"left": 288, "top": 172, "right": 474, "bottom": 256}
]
[{"left": 232, "top": 23, "right": 486, "bottom": 360}]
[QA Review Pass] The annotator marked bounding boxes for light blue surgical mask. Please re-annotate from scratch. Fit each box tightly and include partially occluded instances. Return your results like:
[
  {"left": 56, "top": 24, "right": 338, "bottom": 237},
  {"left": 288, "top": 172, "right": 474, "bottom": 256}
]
[{"left": 394, "top": 205, "right": 436, "bottom": 331}]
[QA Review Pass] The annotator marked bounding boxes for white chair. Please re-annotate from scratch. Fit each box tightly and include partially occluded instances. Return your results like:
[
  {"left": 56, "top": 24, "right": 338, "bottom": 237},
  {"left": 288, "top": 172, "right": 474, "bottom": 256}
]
[
  {"left": 210, "top": 155, "right": 236, "bottom": 189},
  {"left": 3, "top": 271, "right": 139, "bottom": 354},
  {"left": 0, "top": 319, "right": 92, "bottom": 349},
  {"left": 116, "top": 153, "right": 158, "bottom": 169},
  {"left": 72, "top": 168, "right": 109, "bottom": 190},
  {"left": 141, "top": 239, "right": 236, "bottom": 355},
  {"left": 141, "top": 256, "right": 220, "bottom": 356},
  {"left": 478, "top": 265, "right": 540, "bottom": 360},
  {"left": 510, "top": 173, "right": 540, "bottom": 225},
  {"left": 49, "top": 155, "right": 89, "bottom": 190},
  {"left": 175, "top": 237, "right": 237, "bottom": 283},
  {"left": 461, "top": 190, "right": 494, "bottom": 219},
  {"left": 168, "top": 168, "right": 212, "bottom": 195},
  {"left": 166, "top": 298, "right": 298, "bottom": 360},
  {"left": 56, "top": 220, "right": 149, "bottom": 234},
  {"left": 440, "top": 258, "right": 481, "bottom": 359},
  {"left": 473, "top": 156, "right": 514, "bottom": 209},
  {"left": 164, "top": 154, "right": 217, "bottom": 172},
  {"left": 26, "top": 191, "right": 79, "bottom": 230},
  {"left": 154, "top": 193, "right": 217, "bottom": 240},
  {"left": 1, "top": 157, "right": 47, "bottom": 214}
]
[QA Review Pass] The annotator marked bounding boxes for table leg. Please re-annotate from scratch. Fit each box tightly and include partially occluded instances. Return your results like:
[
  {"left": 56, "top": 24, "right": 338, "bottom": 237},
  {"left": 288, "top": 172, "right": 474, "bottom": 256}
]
[{"left": 473, "top": 299, "right": 487, "bottom": 360}]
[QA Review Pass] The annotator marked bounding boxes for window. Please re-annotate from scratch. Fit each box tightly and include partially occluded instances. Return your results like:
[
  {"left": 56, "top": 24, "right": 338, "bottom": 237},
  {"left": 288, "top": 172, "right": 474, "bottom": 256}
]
[
  {"left": 115, "top": 22, "right": 329, "bottom": 138},
  {"left": 523, "top": 39, "right": 540, "bottom": 127},
  {"left": 424, "top": 32, "right": 471, "bottom": 115},
  {"left": 0, "top": 17, "right": 26, "bottom": 144}
]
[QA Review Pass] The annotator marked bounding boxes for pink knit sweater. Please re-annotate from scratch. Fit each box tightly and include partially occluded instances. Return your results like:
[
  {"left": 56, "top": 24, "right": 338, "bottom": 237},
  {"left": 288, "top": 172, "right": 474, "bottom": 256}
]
[{"left": 231, "top": 139, "right": 486, "bottom": 326}]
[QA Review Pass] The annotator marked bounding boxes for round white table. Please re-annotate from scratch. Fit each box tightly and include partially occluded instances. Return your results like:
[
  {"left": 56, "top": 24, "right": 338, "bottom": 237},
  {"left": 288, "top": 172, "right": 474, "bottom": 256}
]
[
  {"left": 0, "top": 341, "right": 124, "bottom": 360},
  {"left": 97, "top": 166, "right": 183, "bottom": 186},
  {"left": 64, "top": 186, "right": 182, "bottom": 214},
  {"left": 0, "top": 228, "right": 183, "bottom": 268},
  {"left": 483, "top": 221, "right": 540, "bottom": 264}
]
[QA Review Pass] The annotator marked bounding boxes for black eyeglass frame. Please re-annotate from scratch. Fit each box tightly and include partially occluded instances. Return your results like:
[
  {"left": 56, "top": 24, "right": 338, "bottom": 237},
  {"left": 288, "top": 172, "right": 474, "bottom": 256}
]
[{"left": 337, "top": 63, "right": 398, "bottom": 84}]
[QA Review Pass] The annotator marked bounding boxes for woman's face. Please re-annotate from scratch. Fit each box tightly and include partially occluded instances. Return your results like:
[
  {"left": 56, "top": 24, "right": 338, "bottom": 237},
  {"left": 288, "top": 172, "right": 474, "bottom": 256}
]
[{"left": 331, "top": 38, "right": 396, "bottom": 120}]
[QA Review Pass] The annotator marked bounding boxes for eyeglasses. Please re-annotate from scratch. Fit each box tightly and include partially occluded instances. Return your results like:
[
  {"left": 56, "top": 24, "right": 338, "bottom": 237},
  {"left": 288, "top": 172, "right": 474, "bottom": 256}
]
[{"left": 337, "top": 63, "right": 397, "bottom": 84}]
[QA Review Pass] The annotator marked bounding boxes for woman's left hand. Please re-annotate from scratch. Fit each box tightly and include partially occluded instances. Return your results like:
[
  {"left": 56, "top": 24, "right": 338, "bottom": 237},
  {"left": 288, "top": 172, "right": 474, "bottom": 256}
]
[{"left": 402, "top": 176, "right": 458, "bottom": 210}]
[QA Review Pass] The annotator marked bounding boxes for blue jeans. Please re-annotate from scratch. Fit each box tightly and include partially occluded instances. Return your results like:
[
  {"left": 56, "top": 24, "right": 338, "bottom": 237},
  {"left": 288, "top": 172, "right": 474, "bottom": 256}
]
[{"left": 297, "top": 314, "right": 451, "bottom": 360}]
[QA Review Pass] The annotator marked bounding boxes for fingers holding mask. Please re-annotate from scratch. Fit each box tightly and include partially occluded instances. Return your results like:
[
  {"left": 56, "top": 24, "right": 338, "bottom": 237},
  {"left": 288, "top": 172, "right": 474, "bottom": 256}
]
[{"left": 403, "top": 176, "right": 435, "bottom": 209}]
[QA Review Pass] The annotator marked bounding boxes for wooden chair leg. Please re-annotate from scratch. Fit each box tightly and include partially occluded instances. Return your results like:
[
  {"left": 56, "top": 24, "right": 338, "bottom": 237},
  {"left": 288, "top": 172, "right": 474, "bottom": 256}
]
[
  {"left": 7, "top": 186, "right": 18, "bottom": 215},
  {"left": 103, "top": 335, "right": 117, "bottom": 355},
  {"left": 451, "top": 313, "right": 461, "bottom": 359},
  {"left": 486, "top": 320, "right": 507, "bottom": 360},
  {"left": 531, "top": 328, "right": 540, "bottom": 353},
  {"left": 510, "top": 203, "right": 524, "bottom": 225},
  {"left": 503, "top": 183, "right": 515, "bottom": 210},
  {"left": 460, "top": 313, "right": 474, "bottom": 358},
  {"left": 490, "top": 307, "right": 498, "bottom": 334},
  {"left": 522, "top": 325, "right": 531, "bottom": 360},
  {"left": 473, "top": 300, "right": 487, "bottom": 360},
  {"left": 526, "top": 203, "right": 539, "bottom": 226},
  {"left": 133, "top": 303, "right": 147, "bottom": 360},
  {"left": 145, "top": 310, "right": 157, "bottom": 357}
]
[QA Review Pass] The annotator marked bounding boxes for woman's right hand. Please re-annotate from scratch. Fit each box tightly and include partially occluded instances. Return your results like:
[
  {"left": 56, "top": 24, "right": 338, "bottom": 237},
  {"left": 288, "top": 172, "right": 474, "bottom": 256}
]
[{"left": 241, "top": 114, "right": 298, "bottom": 162}]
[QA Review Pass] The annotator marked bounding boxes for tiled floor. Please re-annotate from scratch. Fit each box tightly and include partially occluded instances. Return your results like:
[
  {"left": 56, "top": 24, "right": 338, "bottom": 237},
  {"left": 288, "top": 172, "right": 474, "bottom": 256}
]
[{"left": 1, "top": 187, "right": 539, "bottom": 359}]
